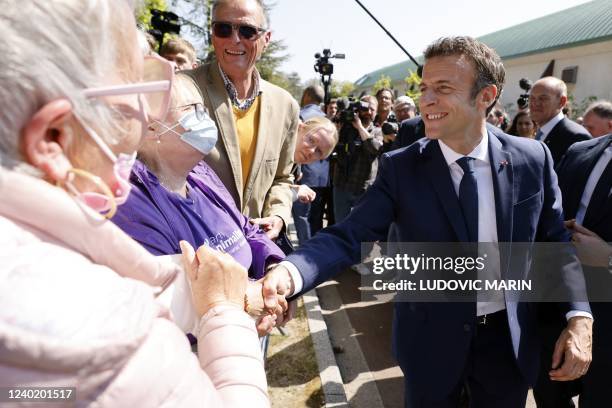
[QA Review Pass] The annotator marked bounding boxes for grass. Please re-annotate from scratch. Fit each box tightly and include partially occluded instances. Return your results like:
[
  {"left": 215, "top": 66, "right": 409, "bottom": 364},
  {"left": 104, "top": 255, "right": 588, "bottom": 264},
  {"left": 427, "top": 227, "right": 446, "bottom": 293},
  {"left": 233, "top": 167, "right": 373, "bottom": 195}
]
[{"left": 267, "top": 298, "right": 325, "bottom": 407}]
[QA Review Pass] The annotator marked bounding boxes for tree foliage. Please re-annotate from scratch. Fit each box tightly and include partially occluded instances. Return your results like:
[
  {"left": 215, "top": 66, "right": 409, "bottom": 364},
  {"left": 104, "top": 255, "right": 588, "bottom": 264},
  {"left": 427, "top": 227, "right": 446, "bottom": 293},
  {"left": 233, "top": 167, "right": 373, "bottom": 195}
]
[
  {"left": 330, "top": 80, "right": 356, "bottom": 98},
  {"left": 404, "top": 70, "right": 422, "bottom": 108},
  {"left": 372, "top": 75, "right": 392, "bottom": 94}
]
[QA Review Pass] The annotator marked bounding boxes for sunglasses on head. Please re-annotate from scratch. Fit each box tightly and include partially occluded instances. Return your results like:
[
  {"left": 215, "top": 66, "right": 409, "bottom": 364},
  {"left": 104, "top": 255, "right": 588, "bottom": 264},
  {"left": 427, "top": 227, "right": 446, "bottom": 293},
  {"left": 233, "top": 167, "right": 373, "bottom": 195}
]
[{"left": 212, "top": 21, "right": 266, "bottom": 40}]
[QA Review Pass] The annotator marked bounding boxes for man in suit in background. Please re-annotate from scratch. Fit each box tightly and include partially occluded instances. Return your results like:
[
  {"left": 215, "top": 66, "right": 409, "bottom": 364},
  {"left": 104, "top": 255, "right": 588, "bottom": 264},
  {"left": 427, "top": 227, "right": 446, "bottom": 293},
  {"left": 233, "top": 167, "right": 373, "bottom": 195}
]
[
  {"left": 530, "top": 76, "right": 590, "bottom": 165},
  {"left": 392, "top": 115, "right": 426, "bottom": 150},
  {"left": 534, "top": 133, "right": 612, "bottom": 408},
  {"left": 262, "top": 36, "right": 593, "bottom": 407},
  {"left": 186, "top": 0, "right": 299, "bottom": 240},
  {"left": 582, "top": 100, "right": 612, "bottom": 138}
]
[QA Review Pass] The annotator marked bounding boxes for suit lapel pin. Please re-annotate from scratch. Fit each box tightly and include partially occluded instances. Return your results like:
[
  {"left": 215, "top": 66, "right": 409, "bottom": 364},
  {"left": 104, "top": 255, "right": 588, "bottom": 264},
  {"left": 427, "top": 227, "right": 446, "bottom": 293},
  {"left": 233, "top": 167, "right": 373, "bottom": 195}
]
[{"left": 499, "top": 160, "right": 509, "bottom": 170}]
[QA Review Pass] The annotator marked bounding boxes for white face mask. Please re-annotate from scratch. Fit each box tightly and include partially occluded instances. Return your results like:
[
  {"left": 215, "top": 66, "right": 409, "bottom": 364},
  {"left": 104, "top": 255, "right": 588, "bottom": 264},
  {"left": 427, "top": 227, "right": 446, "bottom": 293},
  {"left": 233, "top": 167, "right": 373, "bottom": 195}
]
[
  {"left": 154, "top": 110, "right": 218, "bottom": 155},
  {"left": 178, "top": 111, "right": 218, "bottom": 155}
]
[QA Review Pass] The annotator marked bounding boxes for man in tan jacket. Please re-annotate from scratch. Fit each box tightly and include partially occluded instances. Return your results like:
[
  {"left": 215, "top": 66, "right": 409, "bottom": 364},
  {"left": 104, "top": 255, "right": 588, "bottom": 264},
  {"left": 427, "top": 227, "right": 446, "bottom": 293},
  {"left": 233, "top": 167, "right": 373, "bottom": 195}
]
[{"left": 186, "top": 0, "right": 299, "bottom": 239}]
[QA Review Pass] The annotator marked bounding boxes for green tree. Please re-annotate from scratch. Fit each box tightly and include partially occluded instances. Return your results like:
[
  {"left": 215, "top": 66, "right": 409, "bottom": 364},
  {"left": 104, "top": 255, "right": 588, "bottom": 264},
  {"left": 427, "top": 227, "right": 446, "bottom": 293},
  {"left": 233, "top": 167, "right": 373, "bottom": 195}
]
[
  {"left": 372, "top": 75, "right": 392, "bottom": 94},
  {"left": 330, "top": 80, "right": 356, "bottom": 98},
  {"left": 267, "top": 71, "right": 303, "bottom": 100},
  {"left": 404, "top": 70, "right": 422, "bottom": 108},
  {"left": 136, "top": 0, "right": 168, "bottom": 30}
]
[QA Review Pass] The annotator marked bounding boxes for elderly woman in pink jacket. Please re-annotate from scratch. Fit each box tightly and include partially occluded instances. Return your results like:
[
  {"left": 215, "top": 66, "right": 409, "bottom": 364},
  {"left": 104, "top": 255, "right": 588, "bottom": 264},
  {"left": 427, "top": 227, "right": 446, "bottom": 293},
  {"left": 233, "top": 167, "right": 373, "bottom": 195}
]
[{"left": 0, "top": 0, "right": 270, "bottom": 406}]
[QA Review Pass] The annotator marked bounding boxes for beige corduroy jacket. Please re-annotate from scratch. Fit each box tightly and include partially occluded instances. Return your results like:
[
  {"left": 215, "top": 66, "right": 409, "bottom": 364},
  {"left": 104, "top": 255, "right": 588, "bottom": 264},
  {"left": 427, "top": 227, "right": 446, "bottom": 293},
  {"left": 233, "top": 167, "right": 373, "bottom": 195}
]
[{"left": 185, "top": 62, "right": 299, "bottom": 225}]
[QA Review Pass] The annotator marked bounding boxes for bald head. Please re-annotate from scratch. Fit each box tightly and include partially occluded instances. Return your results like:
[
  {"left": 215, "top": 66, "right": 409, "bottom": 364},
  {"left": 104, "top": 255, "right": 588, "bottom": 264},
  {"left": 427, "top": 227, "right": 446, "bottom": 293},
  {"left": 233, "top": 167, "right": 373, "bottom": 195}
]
[
  {"left": 529, "top": 76, "right": 568, "bottom": 126},
  {"left": 301, "top": 85, "right": 324, "bottom": 107}
]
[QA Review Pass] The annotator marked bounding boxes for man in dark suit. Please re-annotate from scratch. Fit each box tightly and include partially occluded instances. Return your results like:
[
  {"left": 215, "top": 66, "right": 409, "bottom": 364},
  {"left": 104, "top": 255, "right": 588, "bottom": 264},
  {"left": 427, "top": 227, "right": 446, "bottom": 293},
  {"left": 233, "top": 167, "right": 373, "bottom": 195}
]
[
  {"left": 534, "top": 134, "right": 612, "bottom": 408},
  {"left": 392, "top": 115, "right": 426, "bottom": 150},
  {"left": 261, "top": 36, "right": 593, "bottom": 407},
  {"left": 529, "top": 76, "right": 590, "bottom": 165}
]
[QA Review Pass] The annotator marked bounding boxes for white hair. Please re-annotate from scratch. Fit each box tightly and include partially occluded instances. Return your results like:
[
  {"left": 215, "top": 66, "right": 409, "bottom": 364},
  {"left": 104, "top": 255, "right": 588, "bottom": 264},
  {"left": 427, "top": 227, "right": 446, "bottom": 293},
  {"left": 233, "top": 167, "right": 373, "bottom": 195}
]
[{"left": 0, "top": 0, "right": 138, "bottom": 171}]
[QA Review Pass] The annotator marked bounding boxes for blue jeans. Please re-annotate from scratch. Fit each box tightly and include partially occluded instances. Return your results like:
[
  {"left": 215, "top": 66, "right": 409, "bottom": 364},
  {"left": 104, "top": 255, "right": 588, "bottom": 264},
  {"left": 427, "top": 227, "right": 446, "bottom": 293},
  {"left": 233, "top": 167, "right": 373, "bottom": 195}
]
[{"left": 291, "top": 200, "right": 311, "bottom": 245}]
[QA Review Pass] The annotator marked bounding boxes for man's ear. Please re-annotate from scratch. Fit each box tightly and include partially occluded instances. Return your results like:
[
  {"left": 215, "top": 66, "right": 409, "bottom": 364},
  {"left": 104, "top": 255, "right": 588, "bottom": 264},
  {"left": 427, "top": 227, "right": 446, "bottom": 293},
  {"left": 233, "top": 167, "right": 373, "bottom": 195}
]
[
  {"left": 559, "top": 94, "right": 568, "bottom": 109},
  {"left": 21, "top": 99, "right": 74, "bottom": 182},
  {"left": 480, "top": 84, "right": 498, "bottom": 111}
]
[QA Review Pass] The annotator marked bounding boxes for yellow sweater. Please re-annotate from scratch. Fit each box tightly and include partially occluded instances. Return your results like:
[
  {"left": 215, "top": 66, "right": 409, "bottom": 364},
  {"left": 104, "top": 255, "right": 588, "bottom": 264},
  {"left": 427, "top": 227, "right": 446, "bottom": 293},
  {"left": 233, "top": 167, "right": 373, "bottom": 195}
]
[{"left": 232, "top": 96, "right": 261, "bottom": 191}]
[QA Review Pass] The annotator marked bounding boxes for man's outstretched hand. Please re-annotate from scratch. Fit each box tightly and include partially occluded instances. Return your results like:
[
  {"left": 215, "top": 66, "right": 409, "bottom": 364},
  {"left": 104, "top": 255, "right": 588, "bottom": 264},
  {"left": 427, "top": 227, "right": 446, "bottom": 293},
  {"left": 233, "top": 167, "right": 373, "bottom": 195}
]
[{"left": 549, "top": 316, "right": 593, "bottom": 381}]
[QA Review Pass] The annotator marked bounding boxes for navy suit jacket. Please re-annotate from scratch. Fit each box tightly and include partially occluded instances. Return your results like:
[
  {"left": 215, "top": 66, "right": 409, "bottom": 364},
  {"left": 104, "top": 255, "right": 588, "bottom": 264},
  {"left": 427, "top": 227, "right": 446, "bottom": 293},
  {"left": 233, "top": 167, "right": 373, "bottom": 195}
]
[
  {"left": 392, "top": 116, "right": 426, "bottom": 150},
  {"left": 287, "top": 130, "right": 590, "bottom": 398},
  {"left": 556, "top": 134, "right": 612, "bottom": 302},
  {"left": 543, "top": 117, "right": 590, "bottom": 165}
]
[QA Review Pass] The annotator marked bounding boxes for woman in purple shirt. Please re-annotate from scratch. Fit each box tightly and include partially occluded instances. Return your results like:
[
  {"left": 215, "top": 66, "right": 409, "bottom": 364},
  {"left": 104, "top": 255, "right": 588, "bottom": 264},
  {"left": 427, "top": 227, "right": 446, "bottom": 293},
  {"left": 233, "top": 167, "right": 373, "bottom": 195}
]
[{"left": 112, "top": 75, "right": 284, "bottom": 281}]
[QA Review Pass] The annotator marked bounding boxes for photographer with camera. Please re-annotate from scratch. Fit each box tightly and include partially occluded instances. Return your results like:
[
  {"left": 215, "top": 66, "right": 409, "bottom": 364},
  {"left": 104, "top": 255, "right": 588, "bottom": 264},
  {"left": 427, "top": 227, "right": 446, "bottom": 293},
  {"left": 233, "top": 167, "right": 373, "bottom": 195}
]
[{"left": 332, "top": 95, "right": 381, "bottom": 223}]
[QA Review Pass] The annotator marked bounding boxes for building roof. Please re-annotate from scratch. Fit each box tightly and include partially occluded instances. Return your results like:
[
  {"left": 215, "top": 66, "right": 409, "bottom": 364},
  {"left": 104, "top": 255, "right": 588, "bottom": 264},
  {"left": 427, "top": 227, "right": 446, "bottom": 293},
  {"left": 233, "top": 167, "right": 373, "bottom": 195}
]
[{"left": 355, "top": 0, "right": 612, "bottom": 89}]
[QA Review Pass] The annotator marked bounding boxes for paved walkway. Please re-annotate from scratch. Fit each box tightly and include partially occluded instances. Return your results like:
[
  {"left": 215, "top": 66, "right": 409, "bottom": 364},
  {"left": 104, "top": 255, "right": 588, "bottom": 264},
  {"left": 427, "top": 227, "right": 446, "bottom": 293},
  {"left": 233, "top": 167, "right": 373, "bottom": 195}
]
[{"left": 316, "top": 268, "right": 540, "bottom": 407}]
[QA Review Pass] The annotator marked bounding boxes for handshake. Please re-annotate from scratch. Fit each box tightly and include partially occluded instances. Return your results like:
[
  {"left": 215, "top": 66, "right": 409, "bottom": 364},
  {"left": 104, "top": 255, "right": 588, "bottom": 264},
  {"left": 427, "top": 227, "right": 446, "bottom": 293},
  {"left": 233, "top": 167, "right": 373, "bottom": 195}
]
[{"left": 180, "top": 241, "right": 298, "bottom": 336}]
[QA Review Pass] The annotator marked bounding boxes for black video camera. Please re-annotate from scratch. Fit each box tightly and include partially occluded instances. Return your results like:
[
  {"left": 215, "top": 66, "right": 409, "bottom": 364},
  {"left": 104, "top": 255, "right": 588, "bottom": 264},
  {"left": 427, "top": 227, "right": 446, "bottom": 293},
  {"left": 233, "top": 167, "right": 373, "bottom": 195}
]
[
  {"left": 331, "top": 98, "right": 371, "bottom": 161},
  {"left": 335, "top": 97, "right": 371, "bottom": 125},
  {"left": 149, "top": 10, "right": 181, "bottom": 52},
  {"left": 381, "top": 114, "right": 398, "bottom": 136},
  {"left": 517, "top": 78, "right": 532, "bottom": 110}
]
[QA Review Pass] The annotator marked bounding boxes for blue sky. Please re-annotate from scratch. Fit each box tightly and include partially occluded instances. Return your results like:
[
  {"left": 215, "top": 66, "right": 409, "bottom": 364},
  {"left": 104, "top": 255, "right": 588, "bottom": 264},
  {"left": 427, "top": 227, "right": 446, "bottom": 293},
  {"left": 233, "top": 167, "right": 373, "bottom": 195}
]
[{"left": 267, "top": 0, "right": 592, "bottom": 83}]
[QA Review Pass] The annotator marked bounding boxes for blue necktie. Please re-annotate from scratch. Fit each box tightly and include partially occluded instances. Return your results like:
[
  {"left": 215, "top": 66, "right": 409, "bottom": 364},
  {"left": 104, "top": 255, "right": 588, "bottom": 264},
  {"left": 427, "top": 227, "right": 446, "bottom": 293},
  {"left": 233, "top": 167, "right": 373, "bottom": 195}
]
[
  {"left": 535, "top": 129, "right": 544, "bottom": 141},
  {"left": 456, "top": 157, "right": 478, "bottom": 242}
]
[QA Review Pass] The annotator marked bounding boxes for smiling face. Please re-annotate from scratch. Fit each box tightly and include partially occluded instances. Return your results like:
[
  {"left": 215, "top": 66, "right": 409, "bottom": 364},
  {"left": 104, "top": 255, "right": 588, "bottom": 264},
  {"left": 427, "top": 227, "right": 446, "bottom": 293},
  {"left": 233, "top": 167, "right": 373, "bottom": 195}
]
[
  {"left": 211, "top": 0, "right": 270, "bottom": 80},
  {"left": 419, "top": 55, "right": 495, "bottom": 150}
]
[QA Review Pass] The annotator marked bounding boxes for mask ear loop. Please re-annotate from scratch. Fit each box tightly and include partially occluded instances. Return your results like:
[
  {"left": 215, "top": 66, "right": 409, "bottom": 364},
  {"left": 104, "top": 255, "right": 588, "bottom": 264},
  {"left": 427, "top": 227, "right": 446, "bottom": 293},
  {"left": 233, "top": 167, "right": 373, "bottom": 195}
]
[
  {"left": 60, "top": 168, "right": 118, "bottom": 219},
  {"left": 150, "top": 120, "right": 181, "bottom": 144}
]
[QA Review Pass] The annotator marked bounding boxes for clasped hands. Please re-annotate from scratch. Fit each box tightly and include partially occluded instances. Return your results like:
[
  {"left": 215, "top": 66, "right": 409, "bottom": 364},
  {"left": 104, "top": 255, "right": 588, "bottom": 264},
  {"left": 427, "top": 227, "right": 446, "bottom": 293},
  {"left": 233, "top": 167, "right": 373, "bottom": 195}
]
[{"left": 180, "top": 241, "right": 296, "bottom": 336}]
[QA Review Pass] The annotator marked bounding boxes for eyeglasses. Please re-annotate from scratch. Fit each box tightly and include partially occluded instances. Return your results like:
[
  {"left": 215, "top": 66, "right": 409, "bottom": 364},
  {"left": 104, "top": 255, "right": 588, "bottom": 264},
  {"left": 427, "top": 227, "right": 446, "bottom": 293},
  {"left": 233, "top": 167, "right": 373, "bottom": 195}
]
[
  {"left": 83, "top": 54, "right": 174, "bottom": 121},
  {"left": 211, "top": 21, "right": 267, "bottom": 40},
  {"left": 170, "top": 103, "right": 206, "bottom": 121}
]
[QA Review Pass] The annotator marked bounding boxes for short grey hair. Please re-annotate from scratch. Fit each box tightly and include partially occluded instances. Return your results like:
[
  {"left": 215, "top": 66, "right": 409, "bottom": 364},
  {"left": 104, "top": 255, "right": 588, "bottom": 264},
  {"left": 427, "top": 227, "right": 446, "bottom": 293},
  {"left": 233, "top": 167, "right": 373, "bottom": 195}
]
[
  {"left": 585, "top": 100, "right": 612, "bottom": 120},
  {"left": 0, "top": 0, "right": 139, "bottom": 171},
  {"left": 212, "top": 0, "right": 268, "bottom": 28}
]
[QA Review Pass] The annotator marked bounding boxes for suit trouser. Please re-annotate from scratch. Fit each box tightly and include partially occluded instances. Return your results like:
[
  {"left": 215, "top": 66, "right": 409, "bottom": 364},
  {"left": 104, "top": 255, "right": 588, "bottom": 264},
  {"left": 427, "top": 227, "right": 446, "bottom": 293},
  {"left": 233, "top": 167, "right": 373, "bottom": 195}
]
[{"left": 404, "top": 311, "right": 529, "bottom": 408}]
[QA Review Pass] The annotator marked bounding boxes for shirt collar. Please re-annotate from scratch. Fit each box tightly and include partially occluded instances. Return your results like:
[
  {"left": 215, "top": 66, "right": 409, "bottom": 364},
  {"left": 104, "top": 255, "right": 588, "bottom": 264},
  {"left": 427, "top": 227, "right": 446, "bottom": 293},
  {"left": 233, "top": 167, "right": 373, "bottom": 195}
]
[
  {"left": 539, "top": 111, "right": 564, "bottom": 137},
  {"left": 438, "top": 130, "right": 489, "bottom": 166},
  {"left": 218, "top": 64, "right": 262, "bottom": 111}
]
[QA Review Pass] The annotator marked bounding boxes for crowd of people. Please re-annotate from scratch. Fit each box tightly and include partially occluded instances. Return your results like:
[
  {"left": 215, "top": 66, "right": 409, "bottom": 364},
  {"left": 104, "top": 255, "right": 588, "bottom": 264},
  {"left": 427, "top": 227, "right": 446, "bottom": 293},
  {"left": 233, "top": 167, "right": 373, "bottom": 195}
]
[{"left": 0, "top": 0, "right": 610, "bottom": 407}]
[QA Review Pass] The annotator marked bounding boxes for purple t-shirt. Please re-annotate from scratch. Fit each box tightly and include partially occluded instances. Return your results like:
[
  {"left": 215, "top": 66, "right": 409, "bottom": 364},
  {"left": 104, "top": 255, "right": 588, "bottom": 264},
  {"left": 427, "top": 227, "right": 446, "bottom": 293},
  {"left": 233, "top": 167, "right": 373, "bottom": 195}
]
[{"left": 112, "top": 160, "right": 284, "bottom": 279}]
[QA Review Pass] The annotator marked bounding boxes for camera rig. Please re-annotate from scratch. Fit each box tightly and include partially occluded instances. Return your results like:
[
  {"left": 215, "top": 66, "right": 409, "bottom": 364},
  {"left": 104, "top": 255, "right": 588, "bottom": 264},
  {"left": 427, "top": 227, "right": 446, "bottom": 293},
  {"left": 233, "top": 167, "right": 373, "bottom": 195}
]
[{"left": 314, "top": 49, "right": 345, "bottom": 106}]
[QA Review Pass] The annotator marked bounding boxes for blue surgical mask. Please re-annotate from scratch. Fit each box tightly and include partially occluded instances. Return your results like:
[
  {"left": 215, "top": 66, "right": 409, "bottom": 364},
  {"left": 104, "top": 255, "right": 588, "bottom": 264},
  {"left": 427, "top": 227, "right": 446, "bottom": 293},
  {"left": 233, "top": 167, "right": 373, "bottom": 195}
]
[{"left": 178, "top": 111, "right": 218, "bottom": 155}]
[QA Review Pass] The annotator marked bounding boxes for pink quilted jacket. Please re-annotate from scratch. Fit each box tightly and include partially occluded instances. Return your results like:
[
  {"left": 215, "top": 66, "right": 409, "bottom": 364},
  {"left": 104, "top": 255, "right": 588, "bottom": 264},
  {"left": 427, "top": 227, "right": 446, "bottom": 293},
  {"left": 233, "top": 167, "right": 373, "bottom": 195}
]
[{"left": 0, "top": 168, "right": 269, "bottom": 407}]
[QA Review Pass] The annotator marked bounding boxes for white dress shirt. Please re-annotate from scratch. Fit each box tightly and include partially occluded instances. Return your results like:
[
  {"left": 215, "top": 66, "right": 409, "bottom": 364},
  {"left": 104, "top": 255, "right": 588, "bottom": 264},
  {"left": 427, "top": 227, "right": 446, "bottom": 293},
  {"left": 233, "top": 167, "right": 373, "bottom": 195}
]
[
  {"left": 538, "top": 111, "right": 564, "bottom": 143},
  {"left": 439, "top": 132, "right": 505, "bottom": 316},
  {"left": 575, "top": 145, "right": 612, "bottom": 224}
]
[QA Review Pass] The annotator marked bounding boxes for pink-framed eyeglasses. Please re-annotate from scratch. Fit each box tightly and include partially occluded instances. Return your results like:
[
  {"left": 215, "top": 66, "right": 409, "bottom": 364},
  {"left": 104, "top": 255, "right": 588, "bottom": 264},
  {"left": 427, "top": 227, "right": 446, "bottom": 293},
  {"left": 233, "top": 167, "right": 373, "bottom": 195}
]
[{"left": 83, "top": 53, "right": 174, "bottom": 121}]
